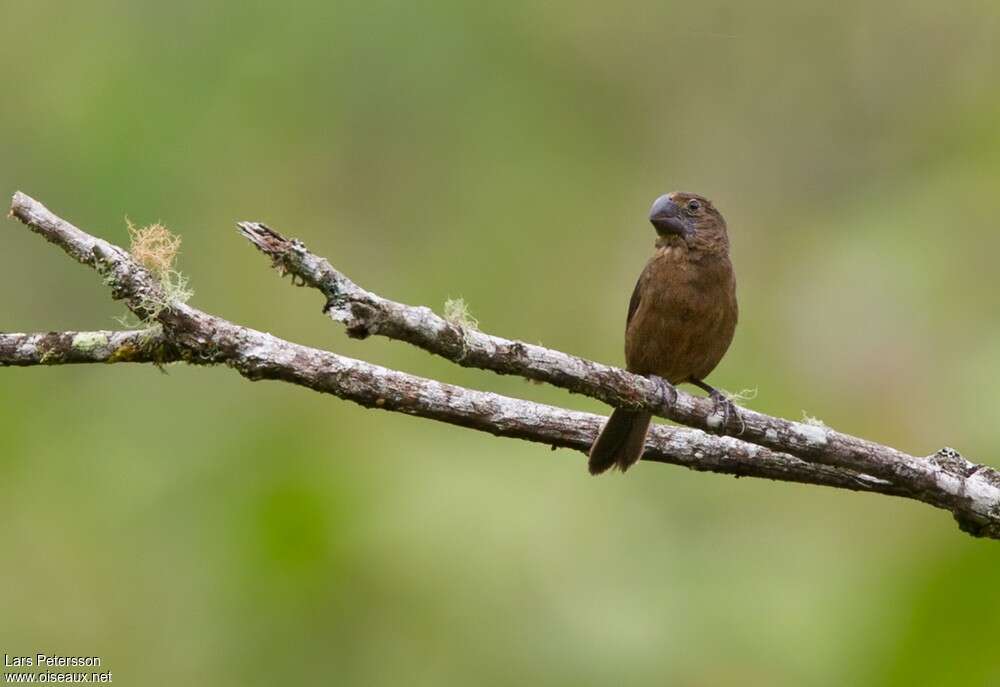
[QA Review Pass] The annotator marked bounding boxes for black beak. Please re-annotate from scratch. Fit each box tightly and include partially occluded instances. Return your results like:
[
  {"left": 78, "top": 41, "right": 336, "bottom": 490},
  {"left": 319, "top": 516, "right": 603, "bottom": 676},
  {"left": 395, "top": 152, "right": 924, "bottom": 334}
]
[{"left": 649, "top": 195, "right": 690, "bottom": 238}]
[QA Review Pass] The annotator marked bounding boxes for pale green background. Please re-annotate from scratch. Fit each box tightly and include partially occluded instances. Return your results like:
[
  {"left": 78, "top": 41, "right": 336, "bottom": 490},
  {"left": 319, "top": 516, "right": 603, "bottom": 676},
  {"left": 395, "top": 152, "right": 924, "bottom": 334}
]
[{"left": 2, "top": 2, "right": 999, "bottom": 685}]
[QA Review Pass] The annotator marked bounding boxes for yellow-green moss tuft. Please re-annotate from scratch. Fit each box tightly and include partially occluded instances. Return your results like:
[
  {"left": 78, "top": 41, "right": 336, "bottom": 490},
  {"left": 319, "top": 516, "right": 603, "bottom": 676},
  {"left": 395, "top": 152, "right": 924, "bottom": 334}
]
[
  {"left": 128, "top": 220, "right": 181, "bottom": 275},
  {"left": 443, "top": 297, "right": 478, "bottom": 330},
  {"left": 123, "top": 219, "right": 194, "bottom": 323},
  {"left": 801, "top": 411, "right": 827, "bottom": 427}
]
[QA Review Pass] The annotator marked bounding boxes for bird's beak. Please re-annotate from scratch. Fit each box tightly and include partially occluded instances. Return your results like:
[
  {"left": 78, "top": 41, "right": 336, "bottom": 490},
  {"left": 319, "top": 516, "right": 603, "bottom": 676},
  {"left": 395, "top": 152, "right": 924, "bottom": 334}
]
[{"left": 649, "top": 195, "right": 690, "bottom": 238}]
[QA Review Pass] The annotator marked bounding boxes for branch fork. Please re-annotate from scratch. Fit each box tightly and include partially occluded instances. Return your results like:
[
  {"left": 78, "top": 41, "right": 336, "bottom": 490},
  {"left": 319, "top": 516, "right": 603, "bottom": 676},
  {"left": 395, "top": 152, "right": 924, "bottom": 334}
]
[{"left": 4, "top": 192, "right": 998, "bottom": 539}]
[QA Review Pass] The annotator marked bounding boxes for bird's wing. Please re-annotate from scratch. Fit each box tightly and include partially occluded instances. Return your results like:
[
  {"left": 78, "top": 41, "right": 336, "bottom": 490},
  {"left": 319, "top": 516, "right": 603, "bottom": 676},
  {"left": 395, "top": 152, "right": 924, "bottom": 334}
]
[{"left": 626, "top": 272, "right": 644, "bottom": 327}]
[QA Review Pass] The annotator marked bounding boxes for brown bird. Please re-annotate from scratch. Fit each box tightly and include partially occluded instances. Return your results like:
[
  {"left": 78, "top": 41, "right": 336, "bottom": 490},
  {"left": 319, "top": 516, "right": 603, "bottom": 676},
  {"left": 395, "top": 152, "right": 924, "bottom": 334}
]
[{"left": 588, "top": 192, "right": 738, "bottom": 475}]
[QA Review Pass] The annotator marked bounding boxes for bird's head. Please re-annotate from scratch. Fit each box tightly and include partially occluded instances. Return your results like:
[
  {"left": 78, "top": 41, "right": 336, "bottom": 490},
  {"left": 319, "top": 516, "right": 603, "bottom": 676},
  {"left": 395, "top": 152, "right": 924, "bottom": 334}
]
[{"left": 649, "top": 192, "right": 728, "bottom": 254}]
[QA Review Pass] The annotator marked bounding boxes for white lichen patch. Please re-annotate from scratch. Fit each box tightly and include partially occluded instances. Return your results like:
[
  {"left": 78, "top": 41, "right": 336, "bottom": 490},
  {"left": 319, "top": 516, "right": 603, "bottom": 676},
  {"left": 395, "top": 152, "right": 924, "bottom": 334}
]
[
  {"left": 962, "top": 471, "right": 1000, "bottom": 507},
  {"left": 706, "top": 410, "right": 725, "bottom": 430},
  {"left": 72, "top": 332, "right": 108, "bottom": 352},
  {"left": 765, "top": 428, "right": 779, "bottom": 442},
  {"left": 16, "top": 340, "right": 39, "bottom": 358},
  {"left": 793, "top": 422, "right": 829, "bottom": 447}
]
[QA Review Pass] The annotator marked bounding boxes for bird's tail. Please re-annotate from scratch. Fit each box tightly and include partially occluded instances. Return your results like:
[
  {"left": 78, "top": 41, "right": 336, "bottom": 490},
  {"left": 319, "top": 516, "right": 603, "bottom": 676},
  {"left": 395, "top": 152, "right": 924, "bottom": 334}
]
[{"left": 588, "top": 409, "right": 652, "bottom": 475}]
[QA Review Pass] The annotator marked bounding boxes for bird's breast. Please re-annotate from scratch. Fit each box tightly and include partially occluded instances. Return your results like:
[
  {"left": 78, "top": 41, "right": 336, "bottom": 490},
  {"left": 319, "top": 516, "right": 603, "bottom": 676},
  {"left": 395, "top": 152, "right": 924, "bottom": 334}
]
[{"left": 624, "top": 250, "right": 737, "bottom": 382}]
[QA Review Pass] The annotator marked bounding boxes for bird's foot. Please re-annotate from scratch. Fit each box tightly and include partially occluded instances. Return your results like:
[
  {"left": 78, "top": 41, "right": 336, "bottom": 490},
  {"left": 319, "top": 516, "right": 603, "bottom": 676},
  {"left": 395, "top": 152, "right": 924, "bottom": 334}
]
[
  {"left": 691, "top": 379, "right": 742, "bottom": 434},
  {"left": 649, "top": 375, "right": 677, "bottom": 412},
  {"left": 708, "top": 388, "right": 738, "bottom": 433}
]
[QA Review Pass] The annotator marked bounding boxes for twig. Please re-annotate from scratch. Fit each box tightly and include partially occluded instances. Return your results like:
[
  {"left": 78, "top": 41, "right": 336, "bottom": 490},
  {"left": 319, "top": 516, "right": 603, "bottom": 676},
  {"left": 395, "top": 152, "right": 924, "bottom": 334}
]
[
  {"left": 4, "top": 192, "right": 999, "bottom": 538},
  {"left": 0, "top": 329, "right": 169, "bottom": 366}
]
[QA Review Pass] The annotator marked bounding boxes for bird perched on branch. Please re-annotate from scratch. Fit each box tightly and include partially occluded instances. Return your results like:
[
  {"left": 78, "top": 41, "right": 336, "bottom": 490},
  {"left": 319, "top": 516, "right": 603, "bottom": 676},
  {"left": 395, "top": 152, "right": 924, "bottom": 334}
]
[{"left": 588, "top": 192, "right": 738, "bottom": 475}]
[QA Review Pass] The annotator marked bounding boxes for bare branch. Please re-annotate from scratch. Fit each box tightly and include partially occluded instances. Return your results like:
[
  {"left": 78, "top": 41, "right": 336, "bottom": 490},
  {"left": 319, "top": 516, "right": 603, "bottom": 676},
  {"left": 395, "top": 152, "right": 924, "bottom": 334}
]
[
  {"left": 237, "top": 220, "right": 1000, "bottom": 538},
  {"left": 5, "top": 192, "right": 999, "bottom": 539}
]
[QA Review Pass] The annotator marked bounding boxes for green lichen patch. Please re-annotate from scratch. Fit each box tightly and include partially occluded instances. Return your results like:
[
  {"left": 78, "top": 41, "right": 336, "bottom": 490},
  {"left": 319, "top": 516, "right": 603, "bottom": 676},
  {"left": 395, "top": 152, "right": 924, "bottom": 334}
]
[
  {"left": 107, "top": 343, "right": 140, "bottom": 363},
  {"left": 72, "top": 331, "right": 109, "bottom": 352},
  {"left": 39, "top": 347, "right": 64, "bottom": 365}
]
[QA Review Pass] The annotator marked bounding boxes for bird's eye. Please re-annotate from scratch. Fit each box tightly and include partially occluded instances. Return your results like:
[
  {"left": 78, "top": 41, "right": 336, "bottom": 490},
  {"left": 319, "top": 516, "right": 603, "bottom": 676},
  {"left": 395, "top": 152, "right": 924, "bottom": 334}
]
[{"left": 686, "top": 199, "right": 701, "bottom": 212}]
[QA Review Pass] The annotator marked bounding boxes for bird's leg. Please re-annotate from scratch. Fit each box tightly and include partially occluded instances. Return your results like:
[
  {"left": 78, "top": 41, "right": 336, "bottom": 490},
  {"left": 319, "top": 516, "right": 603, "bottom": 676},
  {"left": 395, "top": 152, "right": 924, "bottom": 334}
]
[
  {"left": 690, "top": 379, "right": 738, "bottom": 433},
  {"left": 648, "top": 375, "right": 678, "bottom": 413}
]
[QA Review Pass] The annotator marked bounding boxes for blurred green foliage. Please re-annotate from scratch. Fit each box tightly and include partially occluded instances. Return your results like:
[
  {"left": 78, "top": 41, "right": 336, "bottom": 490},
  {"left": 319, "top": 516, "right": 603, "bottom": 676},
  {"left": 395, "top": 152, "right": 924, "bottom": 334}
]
[{"left": 2, "top": 1, "right": 999, "bottom": 684}]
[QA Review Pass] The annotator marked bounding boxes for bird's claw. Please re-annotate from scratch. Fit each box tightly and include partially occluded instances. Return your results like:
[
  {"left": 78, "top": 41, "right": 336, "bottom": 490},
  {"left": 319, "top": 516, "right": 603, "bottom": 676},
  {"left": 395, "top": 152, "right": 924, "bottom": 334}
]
[
  {"left": 649, "top": 375, "right": 678, "bottom": 412},
  {"left": 708, "top": 389, "right": 739, "bottom": 433}
]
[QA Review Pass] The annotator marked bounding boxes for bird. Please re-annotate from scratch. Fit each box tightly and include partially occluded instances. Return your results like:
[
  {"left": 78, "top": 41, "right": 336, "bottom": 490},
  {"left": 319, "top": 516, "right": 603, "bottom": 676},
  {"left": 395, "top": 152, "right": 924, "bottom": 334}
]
[{"left": 588, "top": 192, "right": 738, "bottom": 475}]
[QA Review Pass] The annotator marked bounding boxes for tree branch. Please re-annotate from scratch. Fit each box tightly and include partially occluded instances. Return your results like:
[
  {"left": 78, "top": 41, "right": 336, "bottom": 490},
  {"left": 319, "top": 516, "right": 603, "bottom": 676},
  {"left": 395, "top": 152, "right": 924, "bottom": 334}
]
[
  {"left": 0, "top": 330, "right": 170, "bottom": 366},
  {"left": 3, "top": 195, "right": 877, "bottom": 493},
  {"left": 236, "top": 220, "right": 1000, "bottom": 538},
  {"left": 5, "top": 192, "right": 999, "bottom": 538}
]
